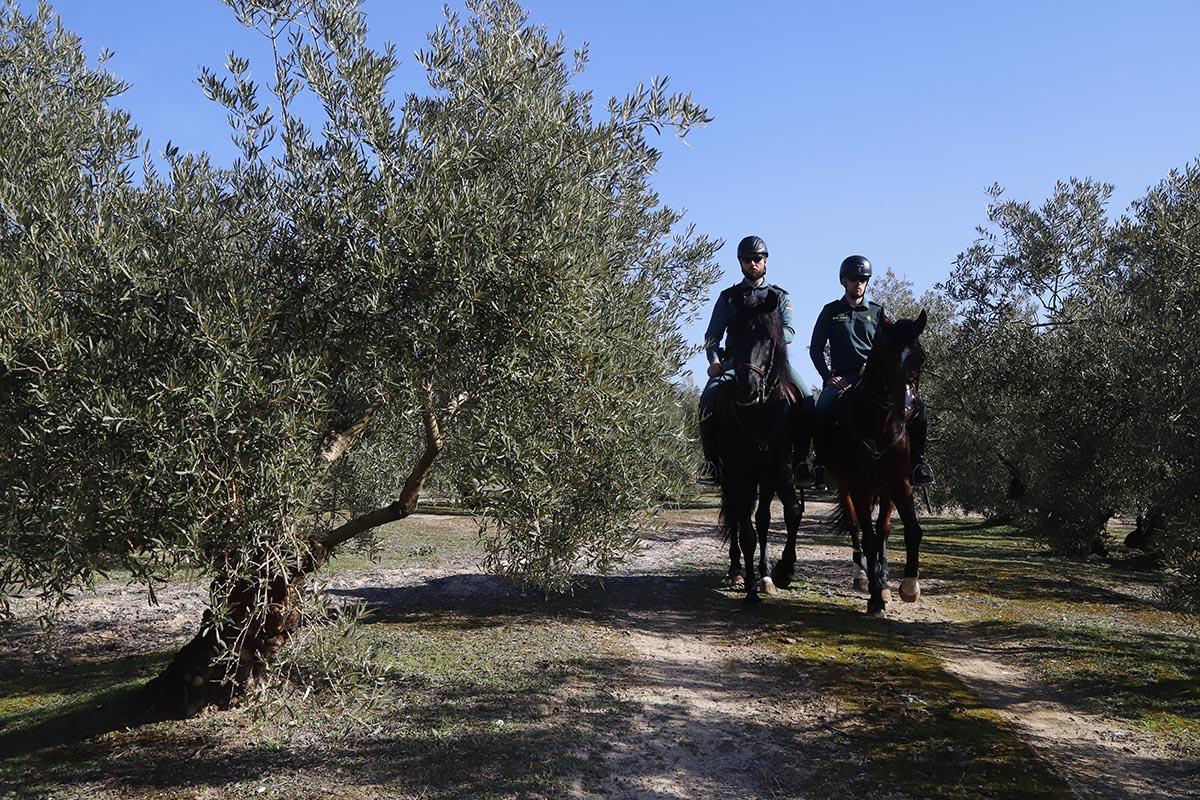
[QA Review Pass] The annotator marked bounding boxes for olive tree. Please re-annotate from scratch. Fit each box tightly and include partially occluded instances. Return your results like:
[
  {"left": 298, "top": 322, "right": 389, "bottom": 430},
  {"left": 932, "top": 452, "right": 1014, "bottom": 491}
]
[
  {"left": 0, "top": 0, "right": 719, "bottom": 715},
  {"left": 936, "top": 179, "right": 1131, "bottom": 550},
  {"left": 934, "top": 167, "right": 1200, "bottom": 605},
  {"left": 1114, "top": 161, "right": 1200, "bottom": 607}
]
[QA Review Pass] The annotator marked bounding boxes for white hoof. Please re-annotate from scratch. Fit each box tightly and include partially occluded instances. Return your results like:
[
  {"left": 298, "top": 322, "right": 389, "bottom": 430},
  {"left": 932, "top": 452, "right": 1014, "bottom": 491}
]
[
  {"left": 853, "top": 570, "right": 869, "bottom": 593},
  {"left": 758, "top": 576, "right": 776, "bottom": 595},
  {"left": 881, "top": 586, "right": 892, "bottom": 603},
  {"left": 900, "top": 577, "right": 921, "bottom": 602}
]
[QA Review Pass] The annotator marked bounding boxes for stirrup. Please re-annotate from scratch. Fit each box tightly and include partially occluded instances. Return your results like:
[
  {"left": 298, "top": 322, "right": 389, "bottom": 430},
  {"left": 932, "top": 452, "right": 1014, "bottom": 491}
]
[
  {"left": 912, "top": 462, "right": 935, "bottom": 486},
  {"left": 793, "top": 460, "right": 817, "bottom": 488},
  {"left": 697, "top": 459, "right": 721, "bottom": 486}
]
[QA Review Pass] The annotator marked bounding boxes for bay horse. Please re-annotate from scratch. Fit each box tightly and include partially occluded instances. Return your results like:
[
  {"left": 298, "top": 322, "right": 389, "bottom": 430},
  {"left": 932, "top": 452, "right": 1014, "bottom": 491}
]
[
  {"left": 715, "top": 289, "right": 805, "bottom": 603},
  {"left": 815, "top": 310, "right": 928, "bottom": 616}
]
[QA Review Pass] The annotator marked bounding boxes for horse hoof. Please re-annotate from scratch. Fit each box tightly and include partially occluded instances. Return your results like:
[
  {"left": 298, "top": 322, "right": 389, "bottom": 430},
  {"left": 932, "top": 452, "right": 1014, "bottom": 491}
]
[
  {"left": 758, "top": 576, "right": 776, "bottom": 595},
  {"left": 771, "top": 569, "right": 793, "bottom": 590},
  {"left": 724, "top": 573, "right": 744, "bottom": 588},
  {"left": 853, "top": 571, "right": 869, "bottom": 593},
  {"left": 900, "top": 577, "right": 921, "bottom": 602},
  {"left": 881, "top": 586, "right": 892, "bottom": 603}
]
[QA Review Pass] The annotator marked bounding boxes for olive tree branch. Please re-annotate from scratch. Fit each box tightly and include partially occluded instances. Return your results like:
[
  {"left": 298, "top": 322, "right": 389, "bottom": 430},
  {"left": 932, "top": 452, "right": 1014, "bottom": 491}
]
[
  {"left": 318, "top": 396, "right": 383, "bottom": 465},
  {"left": 314, "top": 383, "right": 468, "bottom": 554}
]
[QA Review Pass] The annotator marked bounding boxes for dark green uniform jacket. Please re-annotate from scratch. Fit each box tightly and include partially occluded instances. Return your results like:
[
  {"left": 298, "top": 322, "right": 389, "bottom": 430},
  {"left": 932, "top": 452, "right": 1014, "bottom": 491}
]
[
  {"left": 704, "top": 280, "right": 795, "bottom": 364},
  {"left": 808, "top": 297, "right": 885, "bottom": 382}
]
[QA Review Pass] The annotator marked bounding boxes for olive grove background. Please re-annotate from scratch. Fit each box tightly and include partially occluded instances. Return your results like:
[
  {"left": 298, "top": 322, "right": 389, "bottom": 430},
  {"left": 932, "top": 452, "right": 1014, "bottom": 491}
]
[
  {"left": 877, "top": 170, "right": 1200, "bottom": 610},
  {"left": 4, "top": 0, "right": 1199, "bottom": 723}
]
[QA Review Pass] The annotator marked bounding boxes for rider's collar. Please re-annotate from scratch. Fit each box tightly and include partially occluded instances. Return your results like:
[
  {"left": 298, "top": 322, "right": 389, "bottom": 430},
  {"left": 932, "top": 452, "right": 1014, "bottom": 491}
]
[
  {"left": 741, "top": 276, "right": 767, "bottom": 289},
  {"left": 840, "top": 295, "right": 869, "bottom": 311}
]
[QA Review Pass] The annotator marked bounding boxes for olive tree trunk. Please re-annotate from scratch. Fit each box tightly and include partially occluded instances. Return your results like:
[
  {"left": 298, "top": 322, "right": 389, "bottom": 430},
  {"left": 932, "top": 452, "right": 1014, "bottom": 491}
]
[{"left": 150, "top": 393, "right": 455, "bottom": 716}]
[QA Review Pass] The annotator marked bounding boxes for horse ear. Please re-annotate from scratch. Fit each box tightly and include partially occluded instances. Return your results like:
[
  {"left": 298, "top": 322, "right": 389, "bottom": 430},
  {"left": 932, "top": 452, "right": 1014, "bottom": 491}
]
[
  {"left": 763, "top": 290, "right": 779, "bottom": 312},
  {"left": 916, "top": 309, "right": 927, "bottom": 334}
]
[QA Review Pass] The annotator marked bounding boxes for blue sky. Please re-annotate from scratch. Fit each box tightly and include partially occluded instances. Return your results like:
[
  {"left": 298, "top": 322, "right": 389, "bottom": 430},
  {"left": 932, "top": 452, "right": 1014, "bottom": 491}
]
[{"left": 41, "top": 1, "right": 1200, "bottom": 387}]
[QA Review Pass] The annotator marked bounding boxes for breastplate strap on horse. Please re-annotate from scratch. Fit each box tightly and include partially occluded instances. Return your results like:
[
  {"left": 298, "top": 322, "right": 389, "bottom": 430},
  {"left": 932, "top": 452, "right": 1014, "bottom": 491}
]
[{"left": 729, "top": 397, "right": 790, "bottom": 453}]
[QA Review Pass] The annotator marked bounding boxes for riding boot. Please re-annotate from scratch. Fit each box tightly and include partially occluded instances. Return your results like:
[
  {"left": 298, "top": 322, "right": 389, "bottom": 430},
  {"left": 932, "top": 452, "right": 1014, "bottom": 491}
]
[
  {"left": 793, "top": 426, "right": 817, "bottom": 487},
  {"left": 908, "top": 403, "right": 935, "bottom": 486},
  {"left": 793, "top": 395, "right": 823, "bottom": 488},
  {"left": 697, "top": 413, "right": 721, "bottom": 486}
]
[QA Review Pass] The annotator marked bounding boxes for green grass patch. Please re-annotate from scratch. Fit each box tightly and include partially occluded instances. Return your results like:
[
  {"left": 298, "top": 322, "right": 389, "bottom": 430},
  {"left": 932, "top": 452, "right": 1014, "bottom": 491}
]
[
  {"left": 0, "top": 648, "right": 177, "bottom": 792},
  {"left": 321, "top": 512, "right": 483, "bottom": 576},
  {"left": 343, "top": 616, "right": 628, "bottom": 797},
  {"left": 917, "top": 519, "right": 1200, "bottom": 753},
  {"left": 774, "top": 595, "right": 1073, "bottom": 800},
  {"left": 1, "top": 613, "right": 629, "bottom": 799}
]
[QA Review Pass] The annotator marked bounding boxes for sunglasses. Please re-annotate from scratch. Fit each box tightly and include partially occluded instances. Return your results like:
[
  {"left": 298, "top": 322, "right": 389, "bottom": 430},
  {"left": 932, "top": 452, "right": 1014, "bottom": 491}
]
[
  {"left": 740, "top": 254, "right": 767, "bottom": 264},
  {"left": 845, "top": 276, "right": 869, "bottom": 284}
]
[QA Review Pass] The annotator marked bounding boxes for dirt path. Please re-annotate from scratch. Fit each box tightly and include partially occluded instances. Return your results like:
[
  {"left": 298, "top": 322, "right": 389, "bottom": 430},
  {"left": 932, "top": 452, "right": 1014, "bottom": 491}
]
[
  {"left": 585, "top": 503, "right": 1196, "bottom": 800},
  {"left": 577, "top": 545, "right": 838, "bottom": 799},
  {"left": 4, "top": 506, "right": 1196, "bottom": 800}
]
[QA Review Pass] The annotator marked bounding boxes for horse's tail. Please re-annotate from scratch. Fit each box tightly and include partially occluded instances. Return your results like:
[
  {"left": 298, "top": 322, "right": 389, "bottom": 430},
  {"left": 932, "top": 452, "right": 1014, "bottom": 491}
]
[
  {"left": 826, "top": 495, "right": 855, "bottom": 537},
  {"left": 717, "top": 485, "right": 738, "bottom": 545}
]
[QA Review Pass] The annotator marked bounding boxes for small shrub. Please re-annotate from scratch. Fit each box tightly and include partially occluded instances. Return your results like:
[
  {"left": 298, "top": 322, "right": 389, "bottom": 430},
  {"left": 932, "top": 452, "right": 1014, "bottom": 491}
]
[{"left": 252, "top": 591, "right": 389, "bottom": 738}]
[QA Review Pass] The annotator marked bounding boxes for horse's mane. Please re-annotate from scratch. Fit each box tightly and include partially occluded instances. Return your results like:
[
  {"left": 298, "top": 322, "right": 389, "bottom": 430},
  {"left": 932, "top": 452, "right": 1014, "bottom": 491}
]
[
  {"left": 864, "top": 314, "right": 925, "bottom": 385},
  {"left": 756, "top": 297, "right": 799, "bottom": 399}
]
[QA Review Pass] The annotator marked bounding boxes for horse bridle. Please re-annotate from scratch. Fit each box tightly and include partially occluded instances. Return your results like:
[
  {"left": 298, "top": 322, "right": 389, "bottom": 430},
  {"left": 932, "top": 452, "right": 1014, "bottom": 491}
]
[{"left": 735, "top": 336, "right": 777, "bottom": 407}]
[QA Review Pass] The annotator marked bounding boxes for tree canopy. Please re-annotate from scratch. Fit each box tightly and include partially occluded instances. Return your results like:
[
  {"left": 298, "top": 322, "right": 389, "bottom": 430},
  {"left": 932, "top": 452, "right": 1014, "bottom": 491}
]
[
  {"left": 1, "top": 0, "right": 719, "bottom": 710},
  {"left": 920, "top": 168, "right": 1200, "bottom": 607}
]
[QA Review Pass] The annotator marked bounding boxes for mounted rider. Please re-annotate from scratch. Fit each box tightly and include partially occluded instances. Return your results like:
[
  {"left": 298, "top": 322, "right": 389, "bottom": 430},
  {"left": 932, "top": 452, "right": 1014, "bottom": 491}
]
[
  {"left": 794, "top": 255, "right": 935, "bottom": 486},
  {"left": 697, "top": 235, "right": 812, "bottom": 485}
]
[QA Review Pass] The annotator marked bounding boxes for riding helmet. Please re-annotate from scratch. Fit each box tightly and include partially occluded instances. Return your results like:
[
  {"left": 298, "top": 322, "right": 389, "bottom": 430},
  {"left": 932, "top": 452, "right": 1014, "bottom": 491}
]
[
  {"left": 736, "top": 235, "right": 769, "bottom": 259},
  {"left": 839, "top": 255, "right": 872, "bottom": 279}
]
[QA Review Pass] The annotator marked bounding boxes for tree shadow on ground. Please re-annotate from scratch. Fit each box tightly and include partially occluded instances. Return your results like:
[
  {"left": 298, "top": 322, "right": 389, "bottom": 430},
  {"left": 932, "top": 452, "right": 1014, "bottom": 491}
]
[
  {"left": 3, "top": 589, "right": 1076, "bottom": 800},
  {"left": 331, "top": 568, "right": 801, "bottom": 637},
  {"left": 0, "top": 650, "right": 172, "bottom": 764}
]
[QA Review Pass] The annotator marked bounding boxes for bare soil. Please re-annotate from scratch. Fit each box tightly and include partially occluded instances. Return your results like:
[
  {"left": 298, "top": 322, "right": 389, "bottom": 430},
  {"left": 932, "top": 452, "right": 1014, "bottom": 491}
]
[
  {"left": 580, "top": 504, "right": 1198, "bottom": 800},
  {"left": 2, "top": 503, "right": 1196, "bottom": 799}
]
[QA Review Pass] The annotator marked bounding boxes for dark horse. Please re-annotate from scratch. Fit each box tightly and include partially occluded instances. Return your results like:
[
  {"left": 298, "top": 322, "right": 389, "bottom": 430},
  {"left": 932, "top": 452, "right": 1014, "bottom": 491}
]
[
  {"left": 815, "top": 310, "right": 928, "bottom": 616},
  {"left": 715, "top": 289, "right": 805, "bottom": 602}
]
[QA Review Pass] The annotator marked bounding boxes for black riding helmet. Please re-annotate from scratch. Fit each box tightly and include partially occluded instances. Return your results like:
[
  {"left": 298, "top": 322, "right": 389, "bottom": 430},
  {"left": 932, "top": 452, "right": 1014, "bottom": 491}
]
[
  {"left": 737, "top": 235, "right": 769, "bottom": 259},
  {"left": 839, "top": 255, "right": 872, "bottom": 279}
]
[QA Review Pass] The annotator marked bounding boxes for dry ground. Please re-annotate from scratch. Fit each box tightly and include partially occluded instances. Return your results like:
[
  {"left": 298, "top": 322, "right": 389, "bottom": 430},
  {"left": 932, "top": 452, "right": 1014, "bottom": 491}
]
[{"left": 2, "top": 500, "right": 1196, "bottom": 799}]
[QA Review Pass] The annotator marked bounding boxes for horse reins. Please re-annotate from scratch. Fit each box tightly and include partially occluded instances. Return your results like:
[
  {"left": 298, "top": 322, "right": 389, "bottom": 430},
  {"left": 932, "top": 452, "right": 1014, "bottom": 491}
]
[
  {"left": 845, "top": 381, "right": 910, "bottom": 462},
  {"left": 729, "top": 337, "right": 790, "bottom": 452}
]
